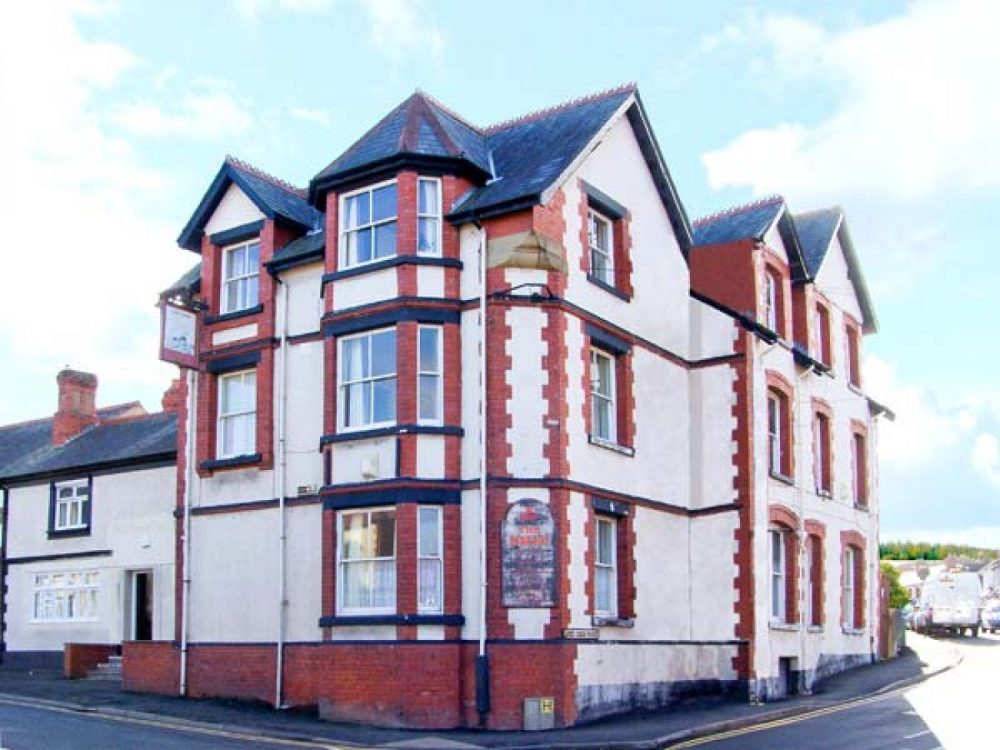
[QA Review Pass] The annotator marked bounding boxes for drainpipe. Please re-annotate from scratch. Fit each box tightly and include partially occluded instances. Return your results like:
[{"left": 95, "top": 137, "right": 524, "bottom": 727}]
[
  {"left": 474, "top": 221, "right": 490, "bottom": 720},
  {"left": 795, "top": 365, "right": 811, "bottom": 694},
  {"left": 0, "top": 485, "right": 8, "bottom": 663},
  {"left": 179, "top": 367, "right": 197, "bottom": 695},
  {"left": 274, "top": 278, "right": 289, "bottom": 708}
]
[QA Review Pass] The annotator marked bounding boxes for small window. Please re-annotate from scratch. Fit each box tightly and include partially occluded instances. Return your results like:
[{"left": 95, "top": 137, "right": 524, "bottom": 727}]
[
  {"left": 339, "top": 328, "right": 397, "bottom": 430},
  {"left": 846, "top": 325, "right": 862, "bottom": 387},
  {"left": 843, "top": 547, "right": 856, "bottom": 627},
  {"left": 417, "top": 326, "right": 442, "bottom": 424},
  {"left": 595, "top": 517, "right": 617, "bottom": 617},
  {"left": 417, "top": 178, "right": 441, "bottom": 255},
  {"left": 768, "top": 393, "right": 783, "bottom": 476},
  {"left": 588, "top": 210, "right": 614, "bottom": 285},
  {"left": 770, "top": 529, "right": 786, "bottom": 622},
  {"left": 590, "top": 348, "right": 617, "bottom": 443},
  {"left": 418, "top": 506, "right": 443, "bottom": 613},
  {"left": 816, "top": 304, "right": 831, "bottom": 366},
  {"left": 221, "top": 240, "right": 260, "bottom": 314},
  {"left": 341, "top": 181, "right": 398, "bottom": 267},
  {"left": 808, "top": 534, "right": 823, "bottom": 627},
  {"left": 853, "top": 433, "right": 868, "bottom": 507},
  {"left": 217, "top": 370, "right": 257, "bottom": 457},
  {"left": 32, "top": 571, "right": 99, "bottom": 622},
  {"left": 339, "top": 508, "right": 396, "bottom": 613},
  {"left": 53, "top": 479, "right": 89, "bottom": 532},
  {"left": 764, "top": 270, "right": 780, "bottom": 332},
  {"left": 815, "top": 412, "right": 832, "bottom": 494}
]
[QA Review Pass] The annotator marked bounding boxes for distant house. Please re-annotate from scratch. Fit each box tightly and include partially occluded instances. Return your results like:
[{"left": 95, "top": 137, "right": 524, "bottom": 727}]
[
  {"left": 980, "top": 559, "right": 1000, "bottom": 598},
  {"left": 0, "top": 370, "right": 177, "bottom": 669}
]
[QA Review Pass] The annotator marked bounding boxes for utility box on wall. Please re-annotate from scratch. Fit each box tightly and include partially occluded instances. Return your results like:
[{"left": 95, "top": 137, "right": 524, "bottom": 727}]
[{"left": 523, "top": 697, "right": 555, "bottom": 730}]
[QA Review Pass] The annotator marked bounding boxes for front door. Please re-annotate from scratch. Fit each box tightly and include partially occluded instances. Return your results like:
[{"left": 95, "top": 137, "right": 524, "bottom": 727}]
[{"left": 131, "top": 571, "right": 153, "bottom": 641}]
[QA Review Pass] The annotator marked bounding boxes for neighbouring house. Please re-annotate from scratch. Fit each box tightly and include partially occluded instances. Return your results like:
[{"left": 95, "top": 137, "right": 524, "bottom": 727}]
[
  {"left": 0, "top": 370, "right": 178, "bottom": 670},
  {"left": 980, "top": 558, "right": 1000, "bottom": 598},
  {"left": 690, "top": 198, "right": 887, "bottom": 698},
  {"left": 134, "top": 84, "right": 889, "bottom": 729}
]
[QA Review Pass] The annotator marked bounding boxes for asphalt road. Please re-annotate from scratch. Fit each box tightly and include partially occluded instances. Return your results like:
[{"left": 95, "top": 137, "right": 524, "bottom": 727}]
[
  {"left": 673, "top": 632, "right": 1000, "bottom": 750},
  {"left": 0, "top": 697, "right": 342, "bottom": 750}
]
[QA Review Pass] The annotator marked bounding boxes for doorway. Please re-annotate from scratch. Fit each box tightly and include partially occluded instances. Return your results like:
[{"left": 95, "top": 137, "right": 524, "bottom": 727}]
[{"left": 127, "top": 571, "right": 153, "bottom": 641}]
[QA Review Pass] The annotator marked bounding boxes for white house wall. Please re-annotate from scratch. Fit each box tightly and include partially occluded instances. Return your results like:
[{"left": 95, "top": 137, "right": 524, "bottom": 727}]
[{"left": 204, "top": 184, "right": 264, "bottom": 236}]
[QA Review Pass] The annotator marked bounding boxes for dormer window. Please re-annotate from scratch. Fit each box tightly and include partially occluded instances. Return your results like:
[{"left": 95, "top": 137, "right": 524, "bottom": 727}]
[
  {"left": 417, "top": 177, "right": 441, "bottom": 255},
  {"left": 588, "top": 210, "right": 614, "bottom": 285},
  {"left": 341, "top": 181, "right": 398, "bottom": 268},
  {"left": 221, "top": 240, "right": 260, "bottom": 314}
]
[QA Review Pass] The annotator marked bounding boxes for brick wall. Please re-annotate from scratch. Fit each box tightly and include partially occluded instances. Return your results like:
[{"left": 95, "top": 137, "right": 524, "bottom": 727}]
[
  {"left": 122, "top": 641, "right": 179, "bottom": 694},
  {"left": 64, "top": 643, "right": 118, "bottom": 679}
]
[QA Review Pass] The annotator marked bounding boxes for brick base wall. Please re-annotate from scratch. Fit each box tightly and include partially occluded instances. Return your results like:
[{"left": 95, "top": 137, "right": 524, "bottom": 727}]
[
  {"left": 64, "top": 643, "right": 119, "bottom": 679},
  {"left": 122, "top": 641, "right": 179, "bottom": 694}
]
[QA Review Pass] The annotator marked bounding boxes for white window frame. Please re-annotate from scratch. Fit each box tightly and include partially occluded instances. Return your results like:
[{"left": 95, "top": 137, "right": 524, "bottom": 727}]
[
  {"left": 337, "top": 327, "right": 397, "bottom": 432},
  {"left": 588, "top": 209, "right": 614, "bottom": 285},
  {"left": 417, "top": 325, "right": 443, "bottom": 425},
  {"left": 220, "top": 239, "right": 260, "bottom": 315},
  {"left": 595, "top": 516, "right": 618, "bottom": 617},
  {"left": 31, "top": 570, "right": 99, "bottom": 623},
  {"left": 339, "top": 179, "right": 399, "bottom": 269},
  {"left": 590, "top": 347, "right": 617, "bottom": 443},
  {"left": 770, "top": 528, "right": 786, "bottom": 622},
  {"left": 764, "top": 271, "right": 779, "bottom": 332},
  {"left": 216, "top": 369, "right": 257, "bottom": 458},
  {"left": 843, "top": 547, "right": 856, "bottom": 627},
  {"left": 815, "top": 412, "right": 830, "bottom": 493},
  {"left": 53, "top": 479, "right": 89, "bottom": 532},
  {"left": 853, "top": 433, "right": 867, "bottom": 506},
  {"left": 768, "top": 393, "right": 782, "bottom": 475},
  {"left": 337, "top": 507, "right": 397, "bottom": 614},
  {"left": 416, "top": 176, "right": 442, "bottom": 256},
  {"left": 418, "top": 506, "right": 443, "bottom": 613}
]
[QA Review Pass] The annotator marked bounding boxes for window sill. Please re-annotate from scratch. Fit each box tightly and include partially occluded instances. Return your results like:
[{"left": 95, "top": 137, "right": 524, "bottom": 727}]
[
  {"left": 323, "top": 255, "right": 462, "bottom": 283},
  {"left": 853, "top": 502, "right": 870, "bottom": 512},
  {"left": 848, "top": 382, "right": 864, "bottom": 396},
  {"left": 807, "top": 625, "right": 824, "bottom": 633},
  {"left": 591, "top": 615, "right": 634, "bottom": 628},
  {"left": 816, "top": 488, "right": 833, "bottom": 499},
  {"left": 769, "top": 471, "right": 794, "bottom": 486},
  {"left": 47, "top": 527, "right": 92, "bottom": 540},
  {"left": 586, "top": 274, "right": 631, "bottom": 302},
  {"left": 768, "top": 621, "right": 800, "bottom": 632},
  {"left": 842, "top": 627, "right": 866, "bottom": 636},
  {"left": 199, "top": 453, "right": 262, "bottom": 472},
  {"left": 204, "top": 303, "right": 264, "bottom": 325},
  {"left": 320, "top": 424, "right": 464, "bottom": 446},
  {"left": 588, "top": 434, "right": 635, "bottom": 457},
  {"left": 319, "top": 613, "right": 465, "bottom": 627}
]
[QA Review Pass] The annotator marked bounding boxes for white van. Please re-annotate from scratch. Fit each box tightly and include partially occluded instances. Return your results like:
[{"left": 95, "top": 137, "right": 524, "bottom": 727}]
[{"left": 916, "top": 571, "right": 983, "bottom": 636}]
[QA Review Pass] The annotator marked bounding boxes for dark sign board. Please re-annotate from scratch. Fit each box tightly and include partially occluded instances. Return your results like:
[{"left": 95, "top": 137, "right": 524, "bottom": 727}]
[{"left": 502, "top": 498, "right": 556, "bottom": 608}]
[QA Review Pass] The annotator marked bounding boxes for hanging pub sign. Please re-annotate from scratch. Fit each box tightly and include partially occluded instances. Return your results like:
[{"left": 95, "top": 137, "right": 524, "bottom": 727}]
[
  {"left": 159, "top": 302, "right": 198, "bottom": 369},
  {"left": 502, "top": 498, "right": 556, "bottom": 607}
]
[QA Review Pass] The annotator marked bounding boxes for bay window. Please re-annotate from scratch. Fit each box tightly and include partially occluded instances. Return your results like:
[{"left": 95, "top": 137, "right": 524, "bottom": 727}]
[
  {"left": 417, "top": 326, "right": 442, "bottom": 424},
  {"left": 339, "top": 328, "right": 397, "bottom": 430},
  {"left": 417, "top": 177, "right": 441, "bottom": 255},
  {"left": 217, "top": 370, "right": 256, "bottom": 458},
  {"left": 341, "top": 181, "right": 398, "bottom": 267},
  {"left": 418, "top": 506, "right": 443, "bottom": 612},
  {"left": 221, "top": 240, "right": 260, "bottom": 314},
  {"left": 339, "top": 508, "right": 396, "bottom": 613}
]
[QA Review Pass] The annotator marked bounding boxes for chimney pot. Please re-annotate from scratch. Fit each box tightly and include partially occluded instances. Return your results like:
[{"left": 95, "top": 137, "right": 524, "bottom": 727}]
[{"left": 53, "top": 368, "right": 99, "bottom": 446}]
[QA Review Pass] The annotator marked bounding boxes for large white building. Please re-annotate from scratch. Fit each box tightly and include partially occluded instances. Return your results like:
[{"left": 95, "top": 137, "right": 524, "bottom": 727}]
[{"left": 130, "top": 84, "right": 886, "bottom": 729}]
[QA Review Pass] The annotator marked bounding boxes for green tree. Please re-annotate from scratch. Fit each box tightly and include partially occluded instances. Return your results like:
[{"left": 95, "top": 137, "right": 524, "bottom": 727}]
[{"left": 881, "top": 562, "right": 910, "bottom": 609}]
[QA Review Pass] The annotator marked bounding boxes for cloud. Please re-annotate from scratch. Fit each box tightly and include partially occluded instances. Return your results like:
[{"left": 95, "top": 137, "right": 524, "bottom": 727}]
[
  {"left": 289, "top": 106, "right": 331, "bottom": 127},
  {"left": 0, "top": 1, "right": 190, "bottom": 421},
  {"left": 113, "top": 85, "right": 253, "bottom": 140},
  {"left": 361, "top": 0, "right": 444, "bottom": 61},
  {"left": 973, "top": 433, "right": 1000, "bottom": 491},
  {"left": 233, "top": 0, "right": 333, "bottom": 21},
  {"left": 700, "top": 0, "right": 1000, "bottom": 203}
]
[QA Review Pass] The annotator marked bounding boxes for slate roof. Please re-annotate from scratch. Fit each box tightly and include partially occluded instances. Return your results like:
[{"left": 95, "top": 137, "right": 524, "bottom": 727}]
[
  {"left": 161, "top": 262, "right": 202, "bottom": 299},
  {"left": 0, "top": 411, "right": 176, "bottom": 482},
  {"left": 267, "top": 229, "right": 325, "bottom": 272},
  {"left": 178, "top": 157, "right": 322, "bottom": 251},
  {"left": 691, "top": 197, "right": 785, "bottom": 247},
  {"left": 793, "top": 207, "right": 843, "bottom": 278},
  {"left": 313, "top": 92, "right": 491, "bottom": 187}
]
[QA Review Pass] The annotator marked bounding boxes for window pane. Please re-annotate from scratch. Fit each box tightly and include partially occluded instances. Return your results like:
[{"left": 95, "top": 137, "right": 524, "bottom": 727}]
[
  {"left": 247, "top": 242, "right": 260, "bottom": 270},
  {"left": 418, "top": 559, "right": 442, "bottom": 611},
  {"left": 58, "top": 503, "right": 68, "bottom": 528},
  {"left": 595, "top": 567, "right": 613, "bottom": 613},
  {"left": 341, "top": 561, "right": 366, "bottom": 609},
  {"left": 371, "top": 378, "right": 396, "bottom": 423},
  {"left": 418, "top": 179, "right": 438, "bottom": 215},
  {"left": 593, "top": 353, "right": 612, "bottom": 397},
  {"left": 419, "top": 375, "right": 440, "bottom": 421},
  {"left": 419, "top": 328, "right": 439, "bottom": 372},
  {"left": 418, "top": 217, "right": 438, "bottom": 254},
  {"left": 341, "top": 513, "right": 366, "bottom": 560},
  {"left": 342, "top": 337, "right": 368, "bottom": 382},
  {"left": 371, "top": 559, "right": 396, "bottom": 608},
  {"left": 597, "top": 520, "right": 614, "bottom": 565},
  {"left": 594, "top": 398, "right": 611, "bottom": 440},
  {"left": 370, "top": 330, "right": 396, "bottom": 377},
  {"left": 245, "top": 274, "right": 259, "bottom": 308},
  {"left": 372, "top": 184, "right": 397, "bottom": 222},
  {"left": 59, "top": 487, "right": 73, "bottom": 499},
  {"left": 373, "top": 222, "right": 397, "bottom": 259},
  {"left": 371, "top": 510, "right": 396, "bottom": 557},
  {"left": 418, "top": 507, "right": 440, "bottom": 556},
  {"left": 344, "top": 193, "right": 370, "bottom": 229}
]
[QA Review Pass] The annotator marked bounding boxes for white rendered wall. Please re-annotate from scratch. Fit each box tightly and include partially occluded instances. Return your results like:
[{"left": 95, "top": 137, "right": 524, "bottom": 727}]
[
  {"left": 204, "top": 184, "right": 264, "bottom": 236},
  {"left": 331, "top": 268, "right": 397, "bottom": 311},
  {"left": 281, "top": 339, "right": 324, "bottom": 495},
  {"left": 282, "top": 264, "right": 323, "bottom": 337}
]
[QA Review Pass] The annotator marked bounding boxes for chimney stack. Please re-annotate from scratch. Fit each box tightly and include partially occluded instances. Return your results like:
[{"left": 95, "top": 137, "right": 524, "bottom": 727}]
[
  {"left": 161, "top": 378, "right": 185, "bottom": 414},
  {"left": 53, "top": 368, "right": 99, "bottom": 446}
]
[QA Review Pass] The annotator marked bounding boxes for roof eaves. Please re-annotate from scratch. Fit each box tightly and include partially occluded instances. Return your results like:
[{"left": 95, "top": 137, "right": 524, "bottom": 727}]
[{"left": 177, "top": 162, "right": 274, "bottom": 252}]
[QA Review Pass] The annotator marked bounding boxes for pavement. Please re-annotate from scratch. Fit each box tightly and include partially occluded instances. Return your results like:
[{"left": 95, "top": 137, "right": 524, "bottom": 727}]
[{"left": 0, "top": 634, "right": 961, "bottom": 750}]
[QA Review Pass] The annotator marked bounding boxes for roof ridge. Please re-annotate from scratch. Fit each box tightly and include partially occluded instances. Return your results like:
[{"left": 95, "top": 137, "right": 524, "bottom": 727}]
[
  {"left": 414, "top": 89, "right": 484, "bottom": 134},
  {"left": 96, "top": 411, "right": 174, "bottom": 427},
  {"left": 0, "top": 401, "right": 144, "bottom": 433},
  {"left": 692, "top": 195, "right": 785, "bottom": 227},
  {"left": 483, "top": 83, "right": 636, "bottom": 134},
  {"left": 226, "top": 155, "right": 308, "bottom": 198}
]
